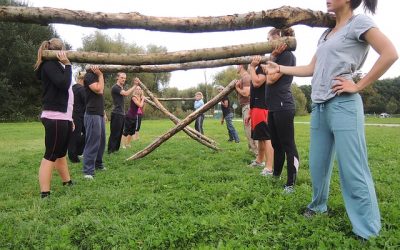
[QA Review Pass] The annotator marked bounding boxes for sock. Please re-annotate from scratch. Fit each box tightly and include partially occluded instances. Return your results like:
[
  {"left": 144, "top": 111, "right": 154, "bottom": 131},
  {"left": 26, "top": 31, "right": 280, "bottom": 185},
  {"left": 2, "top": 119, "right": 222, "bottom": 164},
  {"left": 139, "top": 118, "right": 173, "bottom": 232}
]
[
  {"left": 41, "top": 191, "right": 50, "bottom": 198},
  {"left": 63, "top": 180, "right": 74, "bottom": 186}
]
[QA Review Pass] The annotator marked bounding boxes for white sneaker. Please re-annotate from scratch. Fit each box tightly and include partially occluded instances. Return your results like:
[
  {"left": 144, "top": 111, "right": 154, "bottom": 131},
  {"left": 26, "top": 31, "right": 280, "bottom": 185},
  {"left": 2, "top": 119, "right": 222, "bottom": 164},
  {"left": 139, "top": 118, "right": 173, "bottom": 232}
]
[
  {"left": 83, "top": 175, "right": 94, "bottom": 180},
  {"left": 121, "top": 145, "right": 126, "bottom": 149},
  {"left": 260, "top": 168, "right": 273, "bottom": 176},
  {"left": 248, "top": 160, "right": 265, "bottom": 168}
]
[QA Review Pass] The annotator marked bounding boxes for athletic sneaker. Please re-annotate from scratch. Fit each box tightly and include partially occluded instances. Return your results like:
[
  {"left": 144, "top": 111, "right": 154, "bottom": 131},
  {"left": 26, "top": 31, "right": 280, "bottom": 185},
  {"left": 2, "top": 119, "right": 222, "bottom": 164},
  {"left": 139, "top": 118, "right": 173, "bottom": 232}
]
[
  {"left": 283, "top": 185, "right": 295, "bottom": 194},
  {"left": 248, "top": 160, "right": 265, "bottom": 168},
  {"left": 121, "top": 145, "right": 126, "bottom": 149},
  {"left": 260, "top": 168, "right": 273, "bottom": 176},
  {"left": 83, "top": 175, "right": 94, "bottom": 180}
]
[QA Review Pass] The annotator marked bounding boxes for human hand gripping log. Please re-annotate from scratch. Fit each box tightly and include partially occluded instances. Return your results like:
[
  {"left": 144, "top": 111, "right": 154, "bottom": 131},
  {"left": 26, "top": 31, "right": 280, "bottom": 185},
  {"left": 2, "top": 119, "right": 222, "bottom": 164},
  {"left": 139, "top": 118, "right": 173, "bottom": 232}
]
[{"left": 126, "top": 79, "right": 237, "bottom": 161}]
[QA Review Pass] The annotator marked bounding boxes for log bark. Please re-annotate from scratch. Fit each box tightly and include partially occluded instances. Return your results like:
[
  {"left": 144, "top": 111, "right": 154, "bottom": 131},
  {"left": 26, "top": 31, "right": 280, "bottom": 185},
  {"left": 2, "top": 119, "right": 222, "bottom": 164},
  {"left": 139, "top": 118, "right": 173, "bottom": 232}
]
[
  {"left": 89, "top": 56, "right": 271, "bottom": 73},
  {"left": 41, "top": 37, "right": 295, "bottom": 65},
  {"left": 144, "top": 98, "right": 219, "bottom": 151},
  {"left": 156, "top": 98, "right": 196, "bottom": 101},
  {"left": 0, "top": 6, "right": 335, "bottom": 32},
  {"left": 127, "top": 79, "right": 237, "bottom": 161},
  {"left": 139, "top": 82, "right": 216, "bottom": 145}
]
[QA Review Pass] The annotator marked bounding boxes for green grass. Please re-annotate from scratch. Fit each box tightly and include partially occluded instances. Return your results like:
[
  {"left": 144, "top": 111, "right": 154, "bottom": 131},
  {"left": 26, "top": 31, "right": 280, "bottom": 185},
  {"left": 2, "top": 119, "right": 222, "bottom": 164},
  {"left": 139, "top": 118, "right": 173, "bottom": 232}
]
[{"left": 0, "top": 119, "right": 399, "bottom": 249}]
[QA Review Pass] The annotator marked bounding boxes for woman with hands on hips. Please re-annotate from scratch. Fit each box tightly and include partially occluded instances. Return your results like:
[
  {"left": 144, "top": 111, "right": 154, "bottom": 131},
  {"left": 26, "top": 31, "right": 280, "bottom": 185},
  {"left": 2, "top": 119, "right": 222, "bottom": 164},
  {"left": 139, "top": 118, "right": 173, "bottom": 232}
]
[{"left": 263, "top": 0, "right": 397, "bottom": 241}]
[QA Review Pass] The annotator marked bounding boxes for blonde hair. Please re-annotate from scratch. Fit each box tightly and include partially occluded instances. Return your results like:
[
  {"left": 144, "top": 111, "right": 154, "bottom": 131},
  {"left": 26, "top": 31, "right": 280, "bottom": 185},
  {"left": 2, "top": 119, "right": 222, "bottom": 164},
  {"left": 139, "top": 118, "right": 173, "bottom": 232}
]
[
  {"left": 34, "top": 38, "right": 65, "bottom": 70},
  {"left": 195, "top": 92, "right": 203, "bottom": 98}
]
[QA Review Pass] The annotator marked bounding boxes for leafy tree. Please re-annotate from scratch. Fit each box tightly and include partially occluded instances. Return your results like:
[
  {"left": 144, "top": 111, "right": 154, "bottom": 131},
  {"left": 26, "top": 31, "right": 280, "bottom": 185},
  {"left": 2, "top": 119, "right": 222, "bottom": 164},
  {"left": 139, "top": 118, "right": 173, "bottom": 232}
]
[
  {"left": 291, "top": 84, "right": 308, "bottom": 116},
  {"left": 299, "top": 84, "right": 312, "bottom": 113},
  {"left": 386, "top": 97, "right": 398, "bottom": 114},
  {"left": 0, "top": 0, "right": 60, "bottom": 120}
]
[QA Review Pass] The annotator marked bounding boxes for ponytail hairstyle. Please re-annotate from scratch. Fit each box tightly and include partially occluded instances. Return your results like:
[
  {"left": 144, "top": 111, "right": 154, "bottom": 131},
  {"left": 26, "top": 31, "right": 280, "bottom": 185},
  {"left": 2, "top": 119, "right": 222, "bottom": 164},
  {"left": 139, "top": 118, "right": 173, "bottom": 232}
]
[
  {"left": 350, "top": 0, "right": 377, "bottom": 14},
  {"left": 34, "top": 38, "right": 65, "bottom": 70}
]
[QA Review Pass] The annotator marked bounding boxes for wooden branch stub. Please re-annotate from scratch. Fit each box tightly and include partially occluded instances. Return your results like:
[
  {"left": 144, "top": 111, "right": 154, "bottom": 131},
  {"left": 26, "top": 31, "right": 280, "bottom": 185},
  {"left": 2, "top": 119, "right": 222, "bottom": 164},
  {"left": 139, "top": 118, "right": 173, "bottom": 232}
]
[
  {"left": 42, "top": 37, "right": 295, "bottom": 65},
  {"left": 0, "top": 6, "right": 335, "bottom": 32}
]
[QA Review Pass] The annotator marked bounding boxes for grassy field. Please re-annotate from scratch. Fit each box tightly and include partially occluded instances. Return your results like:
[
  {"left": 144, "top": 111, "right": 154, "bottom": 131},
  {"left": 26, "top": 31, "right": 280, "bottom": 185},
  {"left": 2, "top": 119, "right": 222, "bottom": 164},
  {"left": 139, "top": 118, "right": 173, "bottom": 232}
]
[{"left": 0, "top": 118, "right": 399, "bottom": 249}]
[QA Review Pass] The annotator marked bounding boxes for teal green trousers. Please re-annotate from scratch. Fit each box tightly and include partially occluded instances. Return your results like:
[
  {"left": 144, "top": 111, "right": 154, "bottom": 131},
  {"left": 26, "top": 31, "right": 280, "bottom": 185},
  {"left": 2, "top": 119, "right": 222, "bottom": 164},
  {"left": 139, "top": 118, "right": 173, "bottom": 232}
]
[{"left": 308, "top": 93, "right": 381, "bottom": 239}]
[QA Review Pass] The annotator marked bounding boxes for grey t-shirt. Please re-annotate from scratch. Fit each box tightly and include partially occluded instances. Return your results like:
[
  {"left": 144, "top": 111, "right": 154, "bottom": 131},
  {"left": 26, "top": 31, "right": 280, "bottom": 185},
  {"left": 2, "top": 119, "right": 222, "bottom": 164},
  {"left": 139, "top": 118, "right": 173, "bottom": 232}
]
[{"left": 311, "top": 15, "right": 376, "bottom": 103}]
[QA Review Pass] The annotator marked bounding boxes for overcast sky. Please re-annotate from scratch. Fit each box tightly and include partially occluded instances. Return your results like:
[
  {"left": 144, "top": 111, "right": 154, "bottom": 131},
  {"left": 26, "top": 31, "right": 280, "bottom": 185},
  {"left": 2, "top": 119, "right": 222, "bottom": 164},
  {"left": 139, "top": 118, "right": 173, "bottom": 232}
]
[{"left": 25, "top": 0, "right": 400, "bottom": 89}]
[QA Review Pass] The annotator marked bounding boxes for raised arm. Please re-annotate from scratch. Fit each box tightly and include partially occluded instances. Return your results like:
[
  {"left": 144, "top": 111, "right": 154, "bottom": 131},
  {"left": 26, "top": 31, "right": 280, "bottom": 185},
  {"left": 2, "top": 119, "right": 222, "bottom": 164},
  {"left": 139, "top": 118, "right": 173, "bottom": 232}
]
[
  {"left": 263, "top": 55, "right": 316, "bottom": 77},
  {"left": 87, "top": 66, "right": 104, "bottom": 94}
]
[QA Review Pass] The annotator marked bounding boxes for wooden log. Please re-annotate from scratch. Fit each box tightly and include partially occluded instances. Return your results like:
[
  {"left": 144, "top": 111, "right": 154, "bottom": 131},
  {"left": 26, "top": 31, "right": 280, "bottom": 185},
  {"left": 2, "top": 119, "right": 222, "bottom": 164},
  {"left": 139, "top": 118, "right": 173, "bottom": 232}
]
[
  {"left": 0, "top": 6, "right": 335, "bottom": 32},
  {"left": 41, "top": 37, "right": 295, "bottom": 65},
  {"left": 144, "top": 98, "right": 219, "bottom": 151},
  {"left": 139, "top": 82, "right": 216, "bottom": 145},
  {"left": 89, "top": 56, "right": 271, "bottom": 73},
  {"left": 156, "top": 98, "right": 196, "bottom": 101},
  {"left": 127, "top": 79, "right": 237, "bottom": 161}
]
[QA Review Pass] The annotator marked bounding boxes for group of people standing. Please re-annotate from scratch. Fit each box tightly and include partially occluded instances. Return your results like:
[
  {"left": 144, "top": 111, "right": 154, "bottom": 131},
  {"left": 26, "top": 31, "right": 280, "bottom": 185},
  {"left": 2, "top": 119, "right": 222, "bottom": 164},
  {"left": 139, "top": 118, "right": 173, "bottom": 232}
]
[
  {"left": 34, "top": 0, "right": 397, "bottom": 241},
  {"left": 233, "top": 0, "right": 397, "bottom": 241},
  {"left": 35, "top": 40, "right": 146, "bottom": 193}
]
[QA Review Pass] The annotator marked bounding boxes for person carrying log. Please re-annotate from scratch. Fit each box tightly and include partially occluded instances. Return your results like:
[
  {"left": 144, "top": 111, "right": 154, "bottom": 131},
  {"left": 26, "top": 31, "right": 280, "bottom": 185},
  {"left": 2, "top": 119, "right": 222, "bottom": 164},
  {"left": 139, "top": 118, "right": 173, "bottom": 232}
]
[{"left": 34, "top": 38, "right": 74, "bottom": 198}]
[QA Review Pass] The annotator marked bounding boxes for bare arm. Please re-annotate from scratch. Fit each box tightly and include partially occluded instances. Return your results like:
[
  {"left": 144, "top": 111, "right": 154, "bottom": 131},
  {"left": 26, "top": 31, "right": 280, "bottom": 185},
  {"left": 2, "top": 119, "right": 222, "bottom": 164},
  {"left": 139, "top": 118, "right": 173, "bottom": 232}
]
[
  {"left": 235, "top": 80, "right": 250, "bottom": 97},
  {"left": 263, "top": 55, "right": 316, "bottom": 77},
  {"left": 88, "top": 66, "right": 104, "bottom": 94},
  {"left": 249, "top": 56, "right": 267, "bottom": 88},
  {"left": 120, "top": 86, "right": 135, "bottom": 96},
  {"left": 332, "top": 28, "right": 398, "bottom": 95},
  {"left": 132, "top": 96, "right": 144, "bottom": 108},
  {"left": 355, "top": 28, "right": 398, "bottom": 91}
]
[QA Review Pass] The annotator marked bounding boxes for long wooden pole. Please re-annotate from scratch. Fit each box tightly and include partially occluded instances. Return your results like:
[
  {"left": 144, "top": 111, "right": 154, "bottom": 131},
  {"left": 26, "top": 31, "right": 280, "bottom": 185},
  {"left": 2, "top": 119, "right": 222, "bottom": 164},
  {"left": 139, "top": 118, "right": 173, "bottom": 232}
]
[
  {"left": 127, "top": 80, "right": 237, "bottom": 161},
  {"left": 0, "top": 6, "right": 335, "bottom": 32},
  {"left": 89, "top": 56, "right": 271, "bottom": 73},
  {"left": 155, "top": 98, "right": 196, "bottom": 101},
  {"left": 42, "top": 37, "right": 295, "bottom": 65}
]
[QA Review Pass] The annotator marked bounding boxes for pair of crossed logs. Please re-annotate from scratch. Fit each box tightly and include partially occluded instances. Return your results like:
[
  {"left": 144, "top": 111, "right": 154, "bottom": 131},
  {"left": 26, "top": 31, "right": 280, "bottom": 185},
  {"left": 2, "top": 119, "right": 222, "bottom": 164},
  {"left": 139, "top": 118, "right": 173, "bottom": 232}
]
[
  {"left": 140, "top": 83, "right": 218, "bottom": 151},
  {"left": 127, "top": 80, "right": 237, "bottom": 161}
]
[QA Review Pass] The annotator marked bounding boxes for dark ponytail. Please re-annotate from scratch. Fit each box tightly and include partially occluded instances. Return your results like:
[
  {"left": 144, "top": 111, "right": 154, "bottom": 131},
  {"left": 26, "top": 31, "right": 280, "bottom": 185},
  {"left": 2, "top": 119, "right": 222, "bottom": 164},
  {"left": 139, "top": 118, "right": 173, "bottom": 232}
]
[{"left": 351, "top": 0, "right": 377, "bottom": 14}]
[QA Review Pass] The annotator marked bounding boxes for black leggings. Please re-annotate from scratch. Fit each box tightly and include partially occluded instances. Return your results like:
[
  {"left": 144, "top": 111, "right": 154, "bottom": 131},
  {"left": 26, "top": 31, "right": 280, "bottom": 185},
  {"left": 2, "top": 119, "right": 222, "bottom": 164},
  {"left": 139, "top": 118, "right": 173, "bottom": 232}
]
[
  {"left": 268, "top": 110, "right": 299, "bottom": 186},
  {"left": 42, "top": 118, "right": 72, "bottom": 162}
]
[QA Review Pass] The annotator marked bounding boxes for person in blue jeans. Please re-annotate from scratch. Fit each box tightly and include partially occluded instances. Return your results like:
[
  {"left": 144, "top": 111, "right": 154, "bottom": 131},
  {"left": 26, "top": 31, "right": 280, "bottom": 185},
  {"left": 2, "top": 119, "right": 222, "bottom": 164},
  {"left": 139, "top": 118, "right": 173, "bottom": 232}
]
[
  {"left": 194, "top": 91, "right": 205, "bottom": 134},
  {"left": 217, "top": 86, "right": 239, "bottom": 143},
  {"left": 263, "top": 0, "right": 397, "bottom": 240}
]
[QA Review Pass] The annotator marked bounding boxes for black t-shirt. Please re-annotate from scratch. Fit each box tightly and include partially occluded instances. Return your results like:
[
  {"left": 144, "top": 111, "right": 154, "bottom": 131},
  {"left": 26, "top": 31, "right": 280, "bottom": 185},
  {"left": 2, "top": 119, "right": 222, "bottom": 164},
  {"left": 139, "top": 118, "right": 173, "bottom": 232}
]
[
  {"left": 84, "top": 72, "right": 104, "bottom": 116},
  {"left": 111, "top": 84, "right": 124, "bottom": 115},
  {"left": 250, "top": 65, "right": 268, "bottom": 110},
  {"left": 72, "top": 83, "right": 86, "bottom": 118},
  {"left": 266, "top": 51, "right": 296, "bottom": 111},
  {"left": 221, "top": 96, "right": 232, "bottom": 117}
]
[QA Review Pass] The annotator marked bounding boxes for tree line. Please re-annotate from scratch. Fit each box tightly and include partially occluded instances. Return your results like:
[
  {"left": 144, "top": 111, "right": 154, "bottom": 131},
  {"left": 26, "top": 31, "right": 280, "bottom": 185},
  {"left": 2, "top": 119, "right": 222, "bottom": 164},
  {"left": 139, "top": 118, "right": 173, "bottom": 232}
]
[{"left": 0, "top": 0, "right": 398, "bottom": 121}]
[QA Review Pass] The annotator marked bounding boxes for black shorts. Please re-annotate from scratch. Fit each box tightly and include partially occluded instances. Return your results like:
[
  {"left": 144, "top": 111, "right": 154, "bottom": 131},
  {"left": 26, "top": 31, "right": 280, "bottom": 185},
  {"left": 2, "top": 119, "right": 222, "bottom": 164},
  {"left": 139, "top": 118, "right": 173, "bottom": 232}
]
[
  {"left": 135, "top": 115, "right": 142, "bottom": 132},
  {"left": 41, "top": 118, "right": 72, "bottom": 162},
  {"left": 123, "top": 116, "right": 137, "bottom": 136},
  {"left": 250, "top": 108, "right": 270, "bottom": 140}
]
